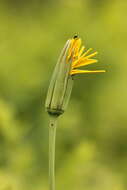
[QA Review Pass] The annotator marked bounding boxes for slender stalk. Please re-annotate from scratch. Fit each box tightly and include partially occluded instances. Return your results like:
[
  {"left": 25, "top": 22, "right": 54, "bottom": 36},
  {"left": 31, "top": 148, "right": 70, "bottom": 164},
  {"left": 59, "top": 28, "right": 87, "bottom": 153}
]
[{"left": 49, "top": 115, "right": 58, "bottom": 190}]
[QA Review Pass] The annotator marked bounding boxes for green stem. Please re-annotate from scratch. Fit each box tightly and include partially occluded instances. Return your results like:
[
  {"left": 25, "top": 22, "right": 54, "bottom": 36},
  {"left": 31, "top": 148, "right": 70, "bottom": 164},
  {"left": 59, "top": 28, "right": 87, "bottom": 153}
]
[{"left": 49, "top": 115, "right": 58, "bottom": 190}]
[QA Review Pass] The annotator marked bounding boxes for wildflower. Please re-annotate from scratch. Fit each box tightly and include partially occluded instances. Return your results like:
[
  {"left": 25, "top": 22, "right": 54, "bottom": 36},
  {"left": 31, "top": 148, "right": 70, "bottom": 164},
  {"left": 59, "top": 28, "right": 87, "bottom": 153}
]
[
  {"left": 45, "top": 36, "right": 105, "bottom": 116},
  {"left": 46, "top": 36, "right": 106, "bottom": 190}
]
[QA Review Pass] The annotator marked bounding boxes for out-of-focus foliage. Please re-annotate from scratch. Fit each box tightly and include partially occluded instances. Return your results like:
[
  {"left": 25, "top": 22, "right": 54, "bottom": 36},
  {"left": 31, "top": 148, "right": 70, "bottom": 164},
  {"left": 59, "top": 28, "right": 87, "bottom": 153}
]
[{"left": 0, "top": 0, "right": 126, "bottom": 189}]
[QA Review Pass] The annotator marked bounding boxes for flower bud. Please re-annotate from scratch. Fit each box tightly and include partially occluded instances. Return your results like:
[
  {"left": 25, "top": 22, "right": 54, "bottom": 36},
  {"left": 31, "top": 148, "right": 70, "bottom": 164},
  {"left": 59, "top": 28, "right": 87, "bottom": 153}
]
[
  {"left": 45, "top": 40, "right": 73, "bottom": 116},
  {"left": 45, "top": 36, "right": 105, "bottom": 116}
]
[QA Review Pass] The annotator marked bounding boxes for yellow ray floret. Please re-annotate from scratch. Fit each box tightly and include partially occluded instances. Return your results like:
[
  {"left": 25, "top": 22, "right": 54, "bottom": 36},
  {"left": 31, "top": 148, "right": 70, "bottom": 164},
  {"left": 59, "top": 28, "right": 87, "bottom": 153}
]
[
  {"left": 68, "top": 36, "right": 106, "bottom": 75},
  {"left": 71, "top": 69, "right": 106, "bottom": 75}
]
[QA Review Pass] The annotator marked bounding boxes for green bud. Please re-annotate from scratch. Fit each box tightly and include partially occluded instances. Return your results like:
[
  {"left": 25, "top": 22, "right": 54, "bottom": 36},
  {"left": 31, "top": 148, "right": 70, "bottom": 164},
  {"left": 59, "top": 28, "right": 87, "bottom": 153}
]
[{"left": 45, "top": 40, "right": 73, "bottom": 116}]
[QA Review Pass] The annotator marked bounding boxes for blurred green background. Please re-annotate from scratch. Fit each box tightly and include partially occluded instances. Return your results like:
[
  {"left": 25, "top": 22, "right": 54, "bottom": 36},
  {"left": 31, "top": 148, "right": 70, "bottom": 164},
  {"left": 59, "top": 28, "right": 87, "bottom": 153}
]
[{"left": 0, "top": 0, "right": 126, "bottom": 189}]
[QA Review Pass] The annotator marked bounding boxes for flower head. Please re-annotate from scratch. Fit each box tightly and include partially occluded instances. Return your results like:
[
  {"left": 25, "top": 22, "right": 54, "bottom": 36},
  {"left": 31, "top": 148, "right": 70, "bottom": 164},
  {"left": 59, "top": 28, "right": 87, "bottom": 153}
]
[
  {"left": 45, "top": 36, "right": 105, "bottom": 117},
  {"left": 68, "top": 36, "right": 105, "bottom": 75}
]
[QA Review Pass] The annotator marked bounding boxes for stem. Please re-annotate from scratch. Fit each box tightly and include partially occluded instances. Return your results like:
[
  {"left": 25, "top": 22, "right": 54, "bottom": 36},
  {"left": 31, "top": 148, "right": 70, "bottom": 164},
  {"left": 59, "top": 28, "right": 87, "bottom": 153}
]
[{"left": 49, "top": 115, "right": 58, "bottom": 190}]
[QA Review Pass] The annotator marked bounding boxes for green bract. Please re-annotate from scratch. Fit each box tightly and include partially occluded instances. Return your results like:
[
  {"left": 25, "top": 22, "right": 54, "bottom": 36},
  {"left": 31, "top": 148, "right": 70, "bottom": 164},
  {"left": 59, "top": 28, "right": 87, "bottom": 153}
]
[{"left": 45, "top": 40, "right": 73, "bottom": 116}]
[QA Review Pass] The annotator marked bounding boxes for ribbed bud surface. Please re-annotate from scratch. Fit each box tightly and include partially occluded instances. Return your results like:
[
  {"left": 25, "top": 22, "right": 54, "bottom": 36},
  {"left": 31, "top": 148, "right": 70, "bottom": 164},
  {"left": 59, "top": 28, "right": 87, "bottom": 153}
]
[{"left": 45, "top": 40, "right": 73, "bottom": 116}]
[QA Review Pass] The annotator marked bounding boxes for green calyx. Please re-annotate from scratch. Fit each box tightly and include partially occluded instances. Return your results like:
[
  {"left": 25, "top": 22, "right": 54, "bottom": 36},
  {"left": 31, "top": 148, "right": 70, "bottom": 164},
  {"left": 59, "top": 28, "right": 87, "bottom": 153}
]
[{"left": 45, "top": 40, "right": 74, "bottom": 116}]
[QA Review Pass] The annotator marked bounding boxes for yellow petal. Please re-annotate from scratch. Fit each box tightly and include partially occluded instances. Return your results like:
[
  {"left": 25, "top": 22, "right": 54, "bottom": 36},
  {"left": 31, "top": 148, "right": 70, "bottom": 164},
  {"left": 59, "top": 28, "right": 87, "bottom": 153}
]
[
  {"left": 72, "top": 59, "right": 98, "bottom": 69},
  {"left": 81, "top": 48, "right": 93, "bottom": 58},
  {"left": 73, "top": 38, "right": 82, "bottom": 57},
  {"left": 71, "top": 69, "right": 106, "bottom": 75},
  {"left": 84, "top": 51, "right": 98, "bottom": 59},
  {"left": 68, "top": 38, "right": 81, "bottom": 60},
  {"left": 78, "top": 46, "right": 85, "bottom": 58}
]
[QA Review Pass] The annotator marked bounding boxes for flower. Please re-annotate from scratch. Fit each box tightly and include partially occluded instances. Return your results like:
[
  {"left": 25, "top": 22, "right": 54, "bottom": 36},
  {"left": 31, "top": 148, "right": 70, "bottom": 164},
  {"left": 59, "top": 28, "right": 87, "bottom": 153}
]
[
  {"left": 68, "top": 36, "right": 105, "bottom": 75},
  {"left": 45, "top": 36, "right": 105, "bottom": 116}
]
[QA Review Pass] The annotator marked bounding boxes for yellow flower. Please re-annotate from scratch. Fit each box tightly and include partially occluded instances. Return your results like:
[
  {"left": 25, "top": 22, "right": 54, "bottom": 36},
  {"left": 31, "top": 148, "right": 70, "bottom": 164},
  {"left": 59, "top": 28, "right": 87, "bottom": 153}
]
[
  {"left": 68, "top": 36, "right": 105, "bottom": 75},
  {"left": 45, "top": 36, "right": 105, "bottom": 116}
]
